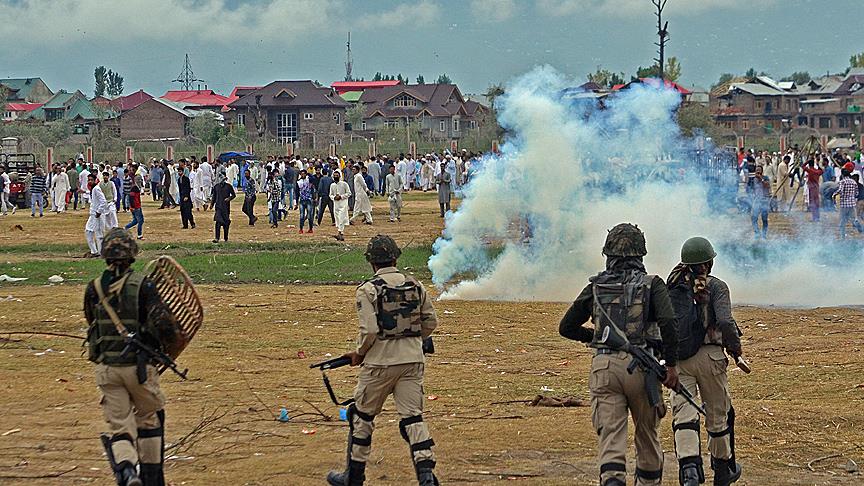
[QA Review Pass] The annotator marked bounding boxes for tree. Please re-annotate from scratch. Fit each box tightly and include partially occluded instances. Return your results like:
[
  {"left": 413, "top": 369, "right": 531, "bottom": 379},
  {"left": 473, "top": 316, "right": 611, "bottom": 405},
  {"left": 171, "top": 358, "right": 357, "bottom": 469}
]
[
  {"left": 851, "top": 52, "right": 864, "bottom": 69},
  {"left": 781, "top": 71, "right": 811, "bottom": 85},
  {"left": 436, "top": 73, "right": 452, "bottom": 84},
  {"left": 665, "top": 57, "right": 682, "bottom": 82},
  {"left": 94, "top": 66, "right": 108, "bottom": 97},
  {"left": 346, "top": 101, "right": 365, "bottom": 130},
  {"left": 712, "top": 73, "right": 735, "bottom": 90},
  {"left": 0, "top": 85, "right": 7, "bottom": 121},
  {"left": 106, "top": 70, "right": 124, "bottom": 97},
  {"left": 677, "top": 103, "right": 719, "bottom": 137},
  {"left": 187, "top": 112, "right": 225, "bottom": 145},
  {"left": 484, "top": 84, "right": 505, "bottom": 107},
  {"left": 372, "top": 72, "right": 383, "bottom": 81},
  {"left": 586, "top": 67, "right": 626, "bottom": 88},
  {"left": 416, "top": 75, "right": 425, "bottom": 84}
]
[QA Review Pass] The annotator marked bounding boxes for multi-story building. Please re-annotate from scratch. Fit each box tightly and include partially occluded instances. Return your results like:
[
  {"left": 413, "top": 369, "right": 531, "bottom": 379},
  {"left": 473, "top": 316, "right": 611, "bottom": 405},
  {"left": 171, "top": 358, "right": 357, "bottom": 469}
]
[{"left": 228, "top": 81, "right": 350, "bottom": 150}]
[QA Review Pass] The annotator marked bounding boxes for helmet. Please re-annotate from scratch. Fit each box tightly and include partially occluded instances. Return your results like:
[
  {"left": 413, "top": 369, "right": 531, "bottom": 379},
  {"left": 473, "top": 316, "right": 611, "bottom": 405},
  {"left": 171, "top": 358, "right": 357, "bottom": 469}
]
[
  {"left": 680, "top": 237, "right": 716, "bottom": 265},
  {"left": 602, "top": 223, "right": 647, "bottom": 257},
  {"left": 364, "top": 235, "right": 401, "bottom": 264},
  {"left": 101, "top": 228, "right": 139, "bottom": 262}
]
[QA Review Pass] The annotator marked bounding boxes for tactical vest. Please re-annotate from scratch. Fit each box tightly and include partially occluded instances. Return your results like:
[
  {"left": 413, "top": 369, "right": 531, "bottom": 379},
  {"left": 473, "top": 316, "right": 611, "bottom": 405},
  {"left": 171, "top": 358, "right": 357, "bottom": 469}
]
[
  {"left": 369, "top": 275, "right": 423, "bottom": 340},
  {"left": 589, "top": 271, "right": 661, "bottom": 349},
  {"left": 87, "top": 272, "right": 145, "bottom": 365}
]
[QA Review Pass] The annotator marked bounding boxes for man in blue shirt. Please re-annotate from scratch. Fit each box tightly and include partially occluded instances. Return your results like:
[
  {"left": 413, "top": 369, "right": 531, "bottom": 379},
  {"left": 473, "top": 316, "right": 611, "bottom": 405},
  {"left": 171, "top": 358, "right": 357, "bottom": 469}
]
[{"left": 149, "top": 162, "right": 163, "bottom": 201}]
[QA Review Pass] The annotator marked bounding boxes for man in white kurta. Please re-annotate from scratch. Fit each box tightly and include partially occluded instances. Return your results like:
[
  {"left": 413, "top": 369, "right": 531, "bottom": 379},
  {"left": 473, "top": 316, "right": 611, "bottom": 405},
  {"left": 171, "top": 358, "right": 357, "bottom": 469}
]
[
  {"left": 329, "top": 170, "right": 351, "bottom": 241},
  {"left": 85, "top": 175, "right": 108, "bottom": 257},
  {"left": 190, "top": 164, "right": 203, "bottom": 210},
  {"left": 350, "top": 170, "right": 373, "bottom": 224},
  {"left": 168, "top": 163, "right": 181, "bottom": 205},
  {"left": 396, "top": 157, "right": 409, "bottom": 192},
  {"left": 226, "top": 161, "right": 239, "bottom": 188},
  {"left": 200, "top": 159, "right": 214, "bottom": 206},
  {"left": 50, "top": 168, "right": 70, "bottom": 212},
  {"left": 405, "top": 157, "right": 416, "bottom": 191}
]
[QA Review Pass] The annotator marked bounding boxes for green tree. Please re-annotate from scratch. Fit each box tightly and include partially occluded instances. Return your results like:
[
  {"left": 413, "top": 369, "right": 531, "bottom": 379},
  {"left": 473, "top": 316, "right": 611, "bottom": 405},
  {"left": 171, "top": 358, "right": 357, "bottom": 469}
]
[
  {"left": 781, "top": 71, "right": 811, "bottom": 85},
  {"left": 851, "top": 52, "right": 864, "bottom": 69},
  {"left": 484, "top": 83, "right": 505, "bottom": 107},
  {"left": 187, "top": 112, "right": 225, "bottom": 145},
  {"left": 106, "top": 70, "right": 124, "bottom": 97},
  {"left": 634, "top": 64, "right": 660, "bottom": 80},
  {"left": 372, "top": 72, "right": 383, "bottom": 81},
  {"left": 665, "top": 57, "right": 682, "bottom": 82},
  {"left": 346, "top": 101, "right": 365, "bottom": 130},
  {"left": 436, "top": 73, "right": 452, "bottom": 84},
  {"left": 586, "top": 67, "right": 626, "bottom": 88},
  {"left": 712, "top": 73, "right": 735, "bottom": 90},
  {"left": 677, "top": 103, "right": 719, "bottom": 137},
  {"left": 416, "top": 74, "right": 425, "bottom": 84},
  {"left": 94, "top": 66, "right": 108, "bottom": 97}
]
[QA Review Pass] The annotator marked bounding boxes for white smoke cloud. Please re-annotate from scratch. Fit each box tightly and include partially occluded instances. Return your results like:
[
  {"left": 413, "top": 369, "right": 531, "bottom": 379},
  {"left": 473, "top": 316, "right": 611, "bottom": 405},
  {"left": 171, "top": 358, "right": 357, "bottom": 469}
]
[{"left": 429, "top": 66, "right": 864, "bottom": 307}]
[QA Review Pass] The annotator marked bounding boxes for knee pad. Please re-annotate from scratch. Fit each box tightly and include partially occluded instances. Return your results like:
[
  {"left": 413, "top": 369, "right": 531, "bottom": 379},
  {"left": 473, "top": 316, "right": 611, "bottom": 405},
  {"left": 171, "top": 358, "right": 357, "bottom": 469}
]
[
  {"left": 346, "top": 404, "right": 375, "bottom": 463},
  {"left": 137, "top": 410, "right": 165, "bottom": 466},
  {"left": 399, "top": 415, "right": 435, "bottom": 463},
  {"left": 635, "top": 467, "right": 663, "bottom": 484}
]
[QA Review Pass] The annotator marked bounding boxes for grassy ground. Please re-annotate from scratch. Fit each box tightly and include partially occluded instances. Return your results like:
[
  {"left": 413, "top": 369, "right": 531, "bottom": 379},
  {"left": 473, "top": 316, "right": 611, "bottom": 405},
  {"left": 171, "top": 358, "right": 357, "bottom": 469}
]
[{"left": 1, "top": 191, "right": 863, "bottom": 485}]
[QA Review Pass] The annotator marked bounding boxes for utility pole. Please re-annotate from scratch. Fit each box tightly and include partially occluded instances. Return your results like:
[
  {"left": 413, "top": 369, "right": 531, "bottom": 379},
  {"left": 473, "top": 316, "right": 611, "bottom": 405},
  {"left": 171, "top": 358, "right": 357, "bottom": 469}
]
[
  {"left": 652, "top": 0, "right": 669, "bottom": 81},
  {"left": 172, "top": 53, "right": 203, "bottom": 91},
  {"left": 345, "top": 32, "right": 353, "bottom": 82}
]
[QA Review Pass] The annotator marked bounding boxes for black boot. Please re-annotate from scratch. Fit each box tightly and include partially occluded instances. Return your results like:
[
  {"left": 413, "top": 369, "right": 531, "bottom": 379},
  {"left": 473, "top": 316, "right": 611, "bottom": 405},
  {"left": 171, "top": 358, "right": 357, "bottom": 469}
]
[
  {"left": 139, "top": 464, "right": 164, "bottom": 486},
  {"left": 417, "top": 465, "right": 439, "bottom": 486},
  {"left": 326, "top": 460, "right": 365, "bottom": 486},
  {"left": 711, "top": 457, "right": 742, "bottom": 486},
  {"left": 602, "top": 479, "right": 625, "bottom": 486},
  {"left": 115, "top": 461, "right": 142, "bottom": 486},
  {"left": 680, "top": 464, "right": 701, "bottom": 486}
]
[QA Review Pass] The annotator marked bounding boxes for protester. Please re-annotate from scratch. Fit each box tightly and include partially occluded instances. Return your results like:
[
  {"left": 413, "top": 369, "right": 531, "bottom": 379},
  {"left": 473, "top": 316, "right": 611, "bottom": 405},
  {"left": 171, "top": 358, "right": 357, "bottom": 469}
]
[
  {"left": 748, "top": 165, "right": 770, "bottom": 239},
  {"left": 317, "top": 168, "right": 335, "bottom": 226},
  {"left": 330, "top": 169, "right": 351, "bottom": 241},
  {"left": 211, "top": 169, "right": 236, "bottom": 243},
  {"left": 50, "top": 165, "right": 70, "bottom": 213},
  {"left": 351, "top": 165, "right": 373, "bottom": 225},
  {"left": 124, "top": 178, "right": 145, "bottom": 239},
  {"left": 803, "top": 159, "right": 823, "bottom": 221},
  {"left": 100, "top": 172, "right": 119, "bottom": 230},
  {"left": 66, "top": 163, "right": 79, "bottom": 210},
  {"left": 836, "top": 166, "right": 860, "bottom": 239},
  {"left": 178, "top": 160, "right": 196, "bottom": 229},
  {"left": 297, "top": 169, "right": 316, "bottom": 234},
  {"left": 241, "top": 168, "right": 258, "bottom": 226},
  {"left": 436, "top": 162, "right": 452, "bottom": 217},
  {"left": 85, "top": 173, "right": 107, "bottom": 257},
  {"left": 0, "top": 166, "right": 12, "bottom": 215},
  {"left": 29, "top": 166, "right": 47, "bottom": 217},
  {"left": 385, "top": 164, "right": 403, "bottom": 222},
  {"left": 267, "top": 169, "right": 282, "bottom": 228}
]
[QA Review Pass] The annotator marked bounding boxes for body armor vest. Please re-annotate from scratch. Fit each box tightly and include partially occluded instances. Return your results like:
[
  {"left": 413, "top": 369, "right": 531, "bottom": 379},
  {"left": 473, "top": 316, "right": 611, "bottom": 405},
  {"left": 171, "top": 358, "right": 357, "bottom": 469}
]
[
  {"left": 87, "top": 272, "right": 145, "bottom": 365},
  {"left": 589, "top": 271, "right": 661, "bottom": 349},
  {"left": 369, "top": 275, "right": 423, "bottom": 340}
]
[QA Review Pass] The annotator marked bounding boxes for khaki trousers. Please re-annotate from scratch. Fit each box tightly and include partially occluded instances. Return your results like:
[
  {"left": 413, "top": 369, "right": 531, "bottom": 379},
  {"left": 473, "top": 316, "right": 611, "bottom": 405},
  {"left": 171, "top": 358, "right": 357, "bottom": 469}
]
[
  {"left": 590, "top": 352, "right": 665, "bottom": 486},
  {"left": 96, "top": 363, "right": 166, "bottom": 466},
  {"left": 671, "top": 345, "right": 733, "bottom": 463},
  {"left": 350, "top": 363, "right": 435, "bottom": 466}
]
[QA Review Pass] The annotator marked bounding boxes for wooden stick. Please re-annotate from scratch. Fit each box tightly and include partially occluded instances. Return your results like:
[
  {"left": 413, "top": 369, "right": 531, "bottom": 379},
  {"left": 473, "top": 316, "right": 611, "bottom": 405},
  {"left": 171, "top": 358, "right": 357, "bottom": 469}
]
[{"left": 2, "top": 331, "right": 84, "bottom": 340}]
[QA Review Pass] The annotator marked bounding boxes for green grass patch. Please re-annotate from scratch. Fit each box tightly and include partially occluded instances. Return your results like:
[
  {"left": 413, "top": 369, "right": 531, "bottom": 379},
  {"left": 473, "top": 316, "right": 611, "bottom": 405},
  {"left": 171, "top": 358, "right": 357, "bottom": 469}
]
[{"left": 0, "top": 246, "right": 433, "bottom": 286}]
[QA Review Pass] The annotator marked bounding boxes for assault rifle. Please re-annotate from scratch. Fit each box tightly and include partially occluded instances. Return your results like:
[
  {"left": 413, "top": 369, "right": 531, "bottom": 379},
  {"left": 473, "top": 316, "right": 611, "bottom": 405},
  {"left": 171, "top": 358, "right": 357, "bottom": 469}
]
[
  {"left": 597, "top": 325, "right": 706, "bottom": 416},
  {"left": 120, "top": 332, "right": 189, "bottom": 383}
]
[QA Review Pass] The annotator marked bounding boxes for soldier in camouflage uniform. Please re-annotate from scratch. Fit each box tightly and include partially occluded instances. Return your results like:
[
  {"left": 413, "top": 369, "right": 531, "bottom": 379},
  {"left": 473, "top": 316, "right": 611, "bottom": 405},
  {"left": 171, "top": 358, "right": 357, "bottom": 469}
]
[
  {"left": 559, "top": 223, "right": 680, "bottom": 486},
  {"left": 327, "top": 235, "right": 440, "bottom": 486},
  {"left": 667, "top": 237, "right": 743, "bottom": 486},
  {"left": 84, "top": 229, "right": 178, "bottom": 486}
]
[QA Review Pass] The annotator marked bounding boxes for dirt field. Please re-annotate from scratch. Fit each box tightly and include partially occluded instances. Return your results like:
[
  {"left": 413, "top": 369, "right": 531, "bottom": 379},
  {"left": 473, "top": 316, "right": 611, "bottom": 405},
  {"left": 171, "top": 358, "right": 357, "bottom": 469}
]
[{"left": 1, "top": 192, "right": 863, "bottom": 485}]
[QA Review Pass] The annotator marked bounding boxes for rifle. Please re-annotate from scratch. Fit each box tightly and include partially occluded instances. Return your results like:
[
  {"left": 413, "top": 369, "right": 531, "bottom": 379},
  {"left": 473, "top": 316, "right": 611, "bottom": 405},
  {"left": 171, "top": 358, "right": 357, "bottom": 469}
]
[
  {"left": 310, "top": 356, "right": 354, "bottom": 406},
  {"left": 120, "top": 332, "right": 189, "bottom": 382},
  {"left": 597, "top": 325, "right": 706, "bottom": 416}
]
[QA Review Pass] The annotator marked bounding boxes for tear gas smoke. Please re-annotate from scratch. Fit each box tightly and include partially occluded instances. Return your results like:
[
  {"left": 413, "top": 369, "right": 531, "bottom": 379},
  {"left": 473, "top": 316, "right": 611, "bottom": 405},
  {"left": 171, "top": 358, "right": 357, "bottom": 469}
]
[{"left": 429, "top": 66, "right": 863, "bottom": 306}]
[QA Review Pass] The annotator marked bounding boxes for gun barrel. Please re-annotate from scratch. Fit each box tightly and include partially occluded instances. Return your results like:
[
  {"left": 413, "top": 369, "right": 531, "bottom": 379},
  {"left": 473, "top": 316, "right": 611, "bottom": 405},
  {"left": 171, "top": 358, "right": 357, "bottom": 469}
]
[{"left": 310, "top": 356, "right": 352, "bottom": 370}]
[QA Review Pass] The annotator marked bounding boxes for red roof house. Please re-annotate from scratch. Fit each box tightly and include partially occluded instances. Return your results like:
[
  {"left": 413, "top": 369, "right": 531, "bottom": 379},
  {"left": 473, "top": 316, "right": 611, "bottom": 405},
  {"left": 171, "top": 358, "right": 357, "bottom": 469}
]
[
  {"left": 111, "top": 90, "right": 153, "bottom": 112},
  {"left": 162, "top": 89, "right": 231, "bottom": 110},
  {"left": 613, "top": 78, "right": 692, "bottom": 94},
  {"left": 3, "top": 102, "right": 43, "bottom": 121}
]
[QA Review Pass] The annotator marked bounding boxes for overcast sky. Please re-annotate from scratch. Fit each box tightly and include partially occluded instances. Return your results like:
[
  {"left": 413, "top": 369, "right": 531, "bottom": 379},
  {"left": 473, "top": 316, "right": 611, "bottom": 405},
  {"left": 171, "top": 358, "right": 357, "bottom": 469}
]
[{"left": 2, "top": 0, "right": 859, "bottom": 98}]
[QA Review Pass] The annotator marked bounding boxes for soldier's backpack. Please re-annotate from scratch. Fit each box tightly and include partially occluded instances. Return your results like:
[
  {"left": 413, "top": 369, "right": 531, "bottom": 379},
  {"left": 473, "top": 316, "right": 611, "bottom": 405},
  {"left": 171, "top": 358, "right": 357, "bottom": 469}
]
[
  {"left": 590, "top": 270, "right": 660, "bottom": 348},
  {"left": 667, "top": 279, "right": 705, "bottom": 361},
  {"left": 371, "top": 276, "right": 423, "bottom": 340}
]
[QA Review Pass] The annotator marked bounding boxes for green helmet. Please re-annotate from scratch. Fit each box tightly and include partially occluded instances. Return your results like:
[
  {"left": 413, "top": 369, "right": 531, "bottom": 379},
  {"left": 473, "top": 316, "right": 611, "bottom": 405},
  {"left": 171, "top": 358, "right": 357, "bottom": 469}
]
[
  {"left": 681, "top": 237, "right": 716, "bottom": 265},
  {"left": 365, "top": 234, "right": 401, "bottom": 264},
  {"left": 101, "top": 228, "right": 139, "bottom": 262},
  {"left": 602, "top": 223, "right": 647, "bottom": 257}
]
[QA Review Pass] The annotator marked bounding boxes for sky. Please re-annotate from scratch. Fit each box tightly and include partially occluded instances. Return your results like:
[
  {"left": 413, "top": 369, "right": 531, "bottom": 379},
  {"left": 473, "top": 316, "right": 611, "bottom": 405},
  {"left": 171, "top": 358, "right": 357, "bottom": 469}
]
[{"left": 1, "top": 0, "right": 860, "bottom": 98}]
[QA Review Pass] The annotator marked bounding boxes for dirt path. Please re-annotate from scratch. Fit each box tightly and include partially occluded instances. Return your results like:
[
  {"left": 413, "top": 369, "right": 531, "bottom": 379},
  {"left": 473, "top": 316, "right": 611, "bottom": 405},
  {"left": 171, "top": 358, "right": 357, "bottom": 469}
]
[{"left": 1, "top": 284, "right": 862, "bottom": 485}]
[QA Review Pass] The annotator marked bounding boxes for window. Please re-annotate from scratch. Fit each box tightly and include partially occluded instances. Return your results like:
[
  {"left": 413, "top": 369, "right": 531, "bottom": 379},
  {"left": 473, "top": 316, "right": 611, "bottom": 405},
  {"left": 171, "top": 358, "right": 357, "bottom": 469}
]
[
  {"left": 384, "top": 119, "right": 399, "bottom": 129},
  {"left": 334, "top": 113, "right": 341, "bottom": 125},
  {"left": 276, "top": 112, "right": 297, "bottom": 144},
  {"left": 394, "top": 94, "right": 417, "bottom": 107},
  {"left": 741, "top": 120, "right": 750, "bottom": 130},
  {"left": 237, "top": 113, "right": 246, "bottom": 126},
  {"left": 361, "top": 121, "right": 367, "bottom": 130},
  {"left": 756, "top": 101, "right": 763, "bottom": 110},
  {"left": 3, "top": 111, "right": 12, "bottom": 119},
  {"left": 785, "top": 100, "right": 791, "bottom": 111},
  {"left": 452, "top": 118, "right": 460, "bottom": 132},
  {"left": 304, "top": 113, "right": 314, "bottom": 120},
  {"left": 819, "top": 117, "right": 831, "bottom": 129},
  {"left": 756, "top": 119, "right": 764, "bottom": 126},
  {"left": 469, "top": 120, "right": 477, "bottom": 130},
  {"left": 840, "top": 117, "right": 850, "bottom": 129},
  {"left": 798, "top": 116, "right": 808, "bottom": 126},
  {"left": 439, "top": 120, "right": 446, "bottom": 132}
]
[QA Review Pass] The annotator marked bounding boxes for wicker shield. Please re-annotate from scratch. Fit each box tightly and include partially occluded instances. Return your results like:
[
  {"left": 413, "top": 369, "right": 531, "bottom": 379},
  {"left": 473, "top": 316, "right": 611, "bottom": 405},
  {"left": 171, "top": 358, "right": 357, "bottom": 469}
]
[{"left": 144, "top": 256, "right": 203, "bottom": 366}]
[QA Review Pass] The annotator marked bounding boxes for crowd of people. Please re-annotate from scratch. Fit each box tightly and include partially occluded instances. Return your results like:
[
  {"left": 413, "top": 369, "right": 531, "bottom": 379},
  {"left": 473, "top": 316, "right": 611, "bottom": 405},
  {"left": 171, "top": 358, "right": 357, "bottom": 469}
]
[
  {"left": 0, "top": 150, "right": 483, "bottom": 253},
  {"left": 738, "top": 147, "right": 864, "bottom": 240}
]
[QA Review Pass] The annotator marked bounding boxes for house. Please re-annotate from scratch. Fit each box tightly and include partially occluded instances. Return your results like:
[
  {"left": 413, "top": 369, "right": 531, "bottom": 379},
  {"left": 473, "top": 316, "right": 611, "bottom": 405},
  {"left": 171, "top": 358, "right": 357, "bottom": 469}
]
[
  {"left": 331, "top": 80, "right": 401, "bottom": 95},
  {"left": 357, "top": 83, "right": 490, "bottom": 140},
  {"left": 2, "top": 103, "right": 43, "bottom": 122},
  {"left": 162, "top": 89, "right": 231, "bottom": 112},
  {"left": 228, "top": 81, "right": 350, "bottom": 149},
  {"left": 110, "top": 90, "right": 153, "bottom": 113},
  {"left": 0, "top": 78, "right": 54, "bottom": 103},
  {"left": 117, "top": 97, "right": 196, "bottom": 140},
  {"left": 710, "top": 71, "right": 864, "bottom": 137},
  {"left": 26, "top": 90, "right": 88, "bottom": 122}
]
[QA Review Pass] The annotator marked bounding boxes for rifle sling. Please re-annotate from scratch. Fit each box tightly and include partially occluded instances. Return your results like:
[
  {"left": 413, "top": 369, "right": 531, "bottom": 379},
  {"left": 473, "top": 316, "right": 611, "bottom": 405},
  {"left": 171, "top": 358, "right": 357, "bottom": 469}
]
[{"left": 93, "top": 274, "right": 132, "bottom": 339}]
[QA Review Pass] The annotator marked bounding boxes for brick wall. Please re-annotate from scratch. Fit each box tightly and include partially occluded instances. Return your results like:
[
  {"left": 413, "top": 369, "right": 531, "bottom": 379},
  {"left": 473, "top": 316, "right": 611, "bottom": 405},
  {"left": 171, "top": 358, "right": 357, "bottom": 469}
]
[{"left": 120, "top": 100, "right": 186, "bottom": 140}]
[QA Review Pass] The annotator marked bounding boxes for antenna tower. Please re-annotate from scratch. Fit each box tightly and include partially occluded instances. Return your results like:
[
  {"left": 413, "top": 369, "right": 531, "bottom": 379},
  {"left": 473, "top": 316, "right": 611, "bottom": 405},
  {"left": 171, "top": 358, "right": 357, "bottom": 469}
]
[
  {"left": 344, "top": 32, "right": 353, "bottom": 81},
  {"left": 172, "top": 53, "right": 204, "bottom": 90}
]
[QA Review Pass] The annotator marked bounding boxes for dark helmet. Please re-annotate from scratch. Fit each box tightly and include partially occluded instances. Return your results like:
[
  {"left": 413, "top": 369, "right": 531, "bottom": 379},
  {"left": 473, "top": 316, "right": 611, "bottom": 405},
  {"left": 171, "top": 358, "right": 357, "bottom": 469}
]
[
  {"left": 681, "top": 237, "right": 716, "bottom": 265},
  {"left": 364, "top": 234, "right": 401, "bottom": 264},
  {"left": 602, "top": 223, "right": 647, "bottom": 257},
  {"left": 101, "top": 228, "right": 139, "bottom": 262}
]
